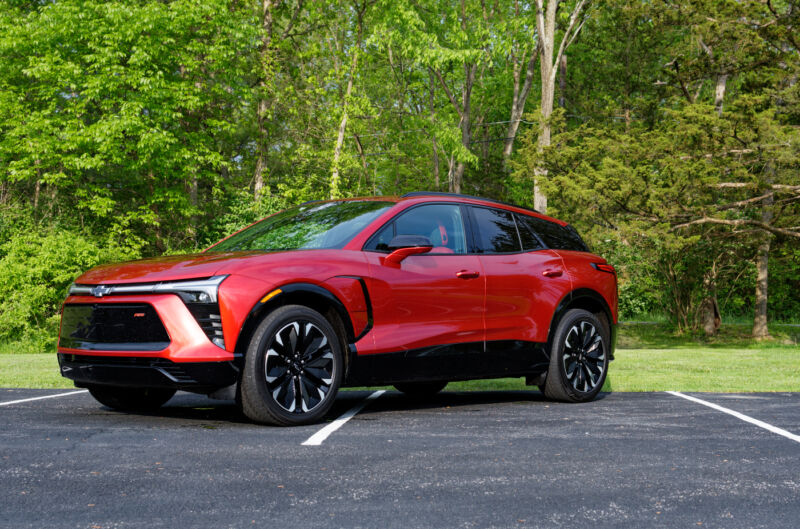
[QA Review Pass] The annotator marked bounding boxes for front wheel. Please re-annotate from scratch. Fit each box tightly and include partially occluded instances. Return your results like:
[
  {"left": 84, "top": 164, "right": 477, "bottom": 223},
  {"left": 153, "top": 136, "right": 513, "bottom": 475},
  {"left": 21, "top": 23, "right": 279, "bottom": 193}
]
[
  {"left": 87, "top": 385, "right": 176, "bottom": 411},
  {"left": 543, "top": 309, "right": 609, "bottom": 403},
  {"left": 240, "top": 305, "right": 343, "bottom": 426}
]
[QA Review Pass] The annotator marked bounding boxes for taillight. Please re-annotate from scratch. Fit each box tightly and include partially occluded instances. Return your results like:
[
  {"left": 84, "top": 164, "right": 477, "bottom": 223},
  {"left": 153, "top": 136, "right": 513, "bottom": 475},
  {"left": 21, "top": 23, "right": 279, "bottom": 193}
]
[{"left": 591, "top": 262, "right": 616, "bottom": 275}]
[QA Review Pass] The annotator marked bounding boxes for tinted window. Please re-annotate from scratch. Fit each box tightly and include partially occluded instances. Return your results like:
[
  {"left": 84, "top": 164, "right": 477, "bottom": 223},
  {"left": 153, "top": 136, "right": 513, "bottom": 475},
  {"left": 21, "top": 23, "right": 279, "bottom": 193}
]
[
  {"left": 470, "top": 207, "right": 522, "bottom": 254},
  {"left": 519, "top": 215, "right": 589, "bottom": 252},
  {"left": 366, "top": 204, "right": 467, "bottom": 254},
  {"left": 208, "top": 200, "right": 393, "bottom": 252},
  {"left": 514, "top": 213, "right": 544, "bottom": 251}
]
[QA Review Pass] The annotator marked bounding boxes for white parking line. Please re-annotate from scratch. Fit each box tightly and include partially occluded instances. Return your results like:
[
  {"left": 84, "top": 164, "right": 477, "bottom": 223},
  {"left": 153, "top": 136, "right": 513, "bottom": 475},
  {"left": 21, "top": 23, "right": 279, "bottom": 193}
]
[
  {"left": 666, "top": 391, "right": 800, "bottom": 444},
  {"left": 0, "top": 390, "right": 89, "bottom": 407},
  {"left": 302, "top": 390, "right": 385, "bottom": 446}
]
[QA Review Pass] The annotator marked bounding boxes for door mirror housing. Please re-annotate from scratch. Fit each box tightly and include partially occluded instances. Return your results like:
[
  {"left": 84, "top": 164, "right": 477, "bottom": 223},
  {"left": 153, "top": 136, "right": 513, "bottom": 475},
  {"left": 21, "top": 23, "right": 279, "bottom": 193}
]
[{"left": 384, "top": 235, "right": 433, "bottom": 265}]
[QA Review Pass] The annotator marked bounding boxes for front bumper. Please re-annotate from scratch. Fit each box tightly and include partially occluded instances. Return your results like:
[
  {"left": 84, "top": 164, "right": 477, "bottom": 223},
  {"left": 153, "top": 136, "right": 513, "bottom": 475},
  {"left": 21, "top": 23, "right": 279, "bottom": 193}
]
[
  {"left": 58, "top": 354, "right": 238, "bottom": 392},
  {"left": 57, "top": 294, "right": 240, "bottom": 391},
  {"left": 58, "top": 294, "right": 235, "bottom": 362}
]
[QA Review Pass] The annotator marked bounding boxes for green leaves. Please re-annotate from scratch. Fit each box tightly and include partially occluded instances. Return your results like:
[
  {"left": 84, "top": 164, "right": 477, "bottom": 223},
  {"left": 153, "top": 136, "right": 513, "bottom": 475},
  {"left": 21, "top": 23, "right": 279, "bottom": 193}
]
[
  {"left": 0, "top": 0, "right": 798, "bottom": 340},
  {"left": 0, "top": 221, "right": 139, "bottom": 343},
  {"left": 0, "top": 0, "right": 257, "bottom": 252}
]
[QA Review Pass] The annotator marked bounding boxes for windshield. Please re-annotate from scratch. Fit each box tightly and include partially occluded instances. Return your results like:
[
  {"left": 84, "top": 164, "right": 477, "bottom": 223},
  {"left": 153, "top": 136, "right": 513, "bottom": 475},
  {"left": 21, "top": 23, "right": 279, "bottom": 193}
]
[{"left": 207, "top": 200, "right": 394, "bottom": 252}]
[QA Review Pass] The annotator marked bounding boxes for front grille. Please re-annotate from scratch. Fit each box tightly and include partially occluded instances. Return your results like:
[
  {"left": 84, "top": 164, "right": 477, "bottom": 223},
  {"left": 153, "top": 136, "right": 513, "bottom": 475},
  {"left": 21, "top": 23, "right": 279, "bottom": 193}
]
[
  {"left": 59, "top": 304, "right": 170, "bottom": 351},
  {"left": 185, "top": 303, "right": 224, "bottom": 345}
]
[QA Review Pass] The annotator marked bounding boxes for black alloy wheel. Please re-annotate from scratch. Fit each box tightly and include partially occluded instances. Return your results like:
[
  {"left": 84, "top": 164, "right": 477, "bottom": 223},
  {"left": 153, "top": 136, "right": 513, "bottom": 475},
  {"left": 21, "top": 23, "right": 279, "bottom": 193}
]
[
  {"left": 265, "top": 321, "right": 335, "bottom": 413},
  {"left": 241, "top": 305, "right": 343, "bottom": 425},
  {"left": 543, "top": 308, "right": 608, "bottom": 403}
]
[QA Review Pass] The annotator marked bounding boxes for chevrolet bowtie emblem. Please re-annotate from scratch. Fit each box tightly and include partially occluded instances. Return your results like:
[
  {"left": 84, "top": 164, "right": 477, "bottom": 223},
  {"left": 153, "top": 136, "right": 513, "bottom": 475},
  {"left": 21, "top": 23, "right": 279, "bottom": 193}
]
[{"left": 91, "top": 285, "right": 113, "bottom": 297}]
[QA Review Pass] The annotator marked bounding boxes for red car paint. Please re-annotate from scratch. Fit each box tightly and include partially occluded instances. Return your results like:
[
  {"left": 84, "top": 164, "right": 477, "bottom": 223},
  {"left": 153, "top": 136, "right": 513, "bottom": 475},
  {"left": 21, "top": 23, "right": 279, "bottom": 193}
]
[{"left": 58, "top": 193, "right": 617, "bottom": 402}]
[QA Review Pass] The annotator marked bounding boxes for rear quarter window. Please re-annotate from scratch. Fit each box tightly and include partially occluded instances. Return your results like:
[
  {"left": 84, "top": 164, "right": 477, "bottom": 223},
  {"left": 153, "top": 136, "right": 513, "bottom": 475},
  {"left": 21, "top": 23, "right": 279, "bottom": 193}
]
[
  {"left": 469, "top": 206, "right": 522, "bottom": 254},
  {"left": 519, "top": 215, "right": 590, "bottom": 252}
]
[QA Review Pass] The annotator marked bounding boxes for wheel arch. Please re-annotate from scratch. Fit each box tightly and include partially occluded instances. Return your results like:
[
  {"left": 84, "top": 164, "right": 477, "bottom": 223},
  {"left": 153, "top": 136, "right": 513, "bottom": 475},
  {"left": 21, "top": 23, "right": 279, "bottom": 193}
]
[
  {"left": 547, "top": 288, "right": 616, "bottom": 360},
  {"left": 233, "top": 283, "right": 357, "bottom": 374}
]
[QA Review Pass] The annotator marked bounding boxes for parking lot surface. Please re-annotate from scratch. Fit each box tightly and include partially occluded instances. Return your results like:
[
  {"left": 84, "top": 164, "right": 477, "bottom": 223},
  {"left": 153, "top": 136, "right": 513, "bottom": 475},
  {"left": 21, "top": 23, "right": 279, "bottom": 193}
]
[{"left": 1, "top": 388, "right": 799, "bottom": 528}]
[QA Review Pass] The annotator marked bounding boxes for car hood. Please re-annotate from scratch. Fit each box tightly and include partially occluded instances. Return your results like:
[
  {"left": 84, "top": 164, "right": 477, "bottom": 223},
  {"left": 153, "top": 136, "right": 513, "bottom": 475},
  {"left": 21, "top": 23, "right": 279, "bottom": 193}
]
[{"left": 76, "top": 251, "right": 266, "bottom": 284}]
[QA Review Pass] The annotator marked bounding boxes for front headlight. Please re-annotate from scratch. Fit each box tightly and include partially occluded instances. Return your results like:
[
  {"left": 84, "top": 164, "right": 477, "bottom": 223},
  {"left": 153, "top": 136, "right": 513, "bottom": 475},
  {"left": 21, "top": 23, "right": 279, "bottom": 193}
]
[{"left": 68, "top": 276, "right": 227, "bottom": 300}]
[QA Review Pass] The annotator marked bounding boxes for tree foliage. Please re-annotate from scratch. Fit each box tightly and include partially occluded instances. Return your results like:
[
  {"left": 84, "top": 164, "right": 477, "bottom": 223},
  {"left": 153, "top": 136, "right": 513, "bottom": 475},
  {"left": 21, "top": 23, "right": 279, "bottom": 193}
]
[{"left": 0, "top": 0, "right": 798, "bottom": 342}]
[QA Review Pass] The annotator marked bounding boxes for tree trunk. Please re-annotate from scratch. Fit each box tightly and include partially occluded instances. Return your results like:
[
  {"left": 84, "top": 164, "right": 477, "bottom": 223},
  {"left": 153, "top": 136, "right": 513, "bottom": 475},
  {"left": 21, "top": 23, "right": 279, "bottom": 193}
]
[
  {"left": 753, "top": 237, "right": 771, "bottom": 339},
  {"left": 715, "top": 73, "right": 728, "bottom": 116},
  {"left": 753, "top": 193, "right": 774, "bottom": 339},
  {"left": 331, "top": 3, "right": 365, "bottom": 199},
  {"left": 699, "top": 73, "right": 729, "bottom": 334},
  {"left": 432, "top": 0, "right": 484, "bottom": 195},
  {"left": 451, "top": 63, "right": 473, "bottom": 194},
  {"left": 253, "top": 0, "right": 279, "bottom": 200},
  {"left": 188, "top": 176, "right": 199, "bottom": 243},
  {"left": 502, "top": 50, "right": 536, "bottom": 161},
  {"left": 701, "top": 297, "right": 721, "bottom": 335},
  {"left": 533, "top": 0, "right": 587, "bottom": 213},
  {"left": 535, "top": 48, "right": 554, "bottom": 212},
  {"left": 447, "top": 153, "right": 455, "bottom": 192},
  {"left": 33, "top": 178, "right": 40, "bottom": 212},
  {"left": 701, "top": 266, "right": 721, "bottom": 336},
  {"left": 558, "top": 53, "right": 567, "bottom": 108},
  {"left": 148, "top": 172, "right": 165, "bottom": 253},
  {"left": 428, "top": 71, "right": 441, "bottom": 189}
]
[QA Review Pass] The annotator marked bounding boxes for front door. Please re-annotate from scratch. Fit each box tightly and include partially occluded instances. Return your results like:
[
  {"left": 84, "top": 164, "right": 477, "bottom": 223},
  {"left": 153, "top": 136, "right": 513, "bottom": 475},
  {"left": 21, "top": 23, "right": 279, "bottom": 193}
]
[{"left": 362, "top": 203, "right": 485, "bottom": 356}]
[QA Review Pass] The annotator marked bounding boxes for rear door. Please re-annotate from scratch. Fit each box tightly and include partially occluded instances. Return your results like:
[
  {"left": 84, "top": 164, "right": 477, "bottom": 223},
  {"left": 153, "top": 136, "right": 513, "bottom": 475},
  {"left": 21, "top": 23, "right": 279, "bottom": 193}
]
[{"left": 469, "top": 206, "right": 572, "bottom": 347}]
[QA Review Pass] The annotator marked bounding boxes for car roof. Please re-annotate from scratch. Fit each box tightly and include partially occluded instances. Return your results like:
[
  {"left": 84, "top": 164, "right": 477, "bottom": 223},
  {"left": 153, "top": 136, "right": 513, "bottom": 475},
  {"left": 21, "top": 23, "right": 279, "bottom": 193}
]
[
  {"left": 393, "top": 192, "right": 568, "bottom": 226},
  {"left": 276, "top": 193, "right": 568, "bottom": 227}
]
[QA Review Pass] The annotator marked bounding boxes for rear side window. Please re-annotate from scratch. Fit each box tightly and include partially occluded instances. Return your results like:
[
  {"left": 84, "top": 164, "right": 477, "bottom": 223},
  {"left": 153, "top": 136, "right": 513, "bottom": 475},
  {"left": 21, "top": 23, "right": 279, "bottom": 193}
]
[
  {"left": 514, "top": 214, "right": 545, "bottom": 251},
  {"left": 470, "top": 206, "right": 522, "bottom": 254},
  {"left": 518, "top": 215, "right": 590, "bottom": 252}
]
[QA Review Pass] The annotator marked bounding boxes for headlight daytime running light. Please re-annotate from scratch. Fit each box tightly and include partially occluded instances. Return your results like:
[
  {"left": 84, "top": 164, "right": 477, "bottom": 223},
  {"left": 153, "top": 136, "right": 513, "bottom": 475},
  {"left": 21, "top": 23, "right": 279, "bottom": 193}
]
[{"left": 68, "top": 276, "right": 228, "bottom": 302}]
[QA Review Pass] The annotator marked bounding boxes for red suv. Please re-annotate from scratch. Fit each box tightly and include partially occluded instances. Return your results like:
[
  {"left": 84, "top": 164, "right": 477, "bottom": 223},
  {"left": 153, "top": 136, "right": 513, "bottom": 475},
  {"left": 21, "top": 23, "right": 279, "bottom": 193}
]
[{"left": 58, "top": 193, "right": 617, "bottom": 425}]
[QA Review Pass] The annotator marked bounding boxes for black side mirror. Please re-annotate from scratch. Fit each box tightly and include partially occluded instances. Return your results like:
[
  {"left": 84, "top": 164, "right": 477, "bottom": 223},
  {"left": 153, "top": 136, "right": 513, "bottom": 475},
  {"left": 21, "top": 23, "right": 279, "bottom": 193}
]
[{"left": 384, "top": 235, "right": 433, "bottom": 265}]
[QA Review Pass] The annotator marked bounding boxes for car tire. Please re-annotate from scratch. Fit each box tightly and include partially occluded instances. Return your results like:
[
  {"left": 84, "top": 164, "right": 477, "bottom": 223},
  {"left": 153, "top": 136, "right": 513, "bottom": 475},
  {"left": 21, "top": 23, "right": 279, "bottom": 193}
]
[
  {"left": 240, "top": 305, "right": 343, "bottom": 426},
  {"left": 543, "top": 308, "right": 609, "bottom": 403},
  {"left": 87, "top": 385, "right": 176, "bottom": 411},
  {"left": 394, "top": 381, "right": 447, "bottom": 398}
]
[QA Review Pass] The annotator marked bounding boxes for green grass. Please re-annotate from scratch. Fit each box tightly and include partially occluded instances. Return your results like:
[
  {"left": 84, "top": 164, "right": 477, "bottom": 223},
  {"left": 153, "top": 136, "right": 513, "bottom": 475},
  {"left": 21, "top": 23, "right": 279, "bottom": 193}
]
[
  {"left": 602, "top": 347, "right": 800, "bottom": 392},
  {"left": 0, "top": 353, "right": 72, "bottom": 389},
  {"left": 2, "top": 323, "right": 798, "bottom": 391}
]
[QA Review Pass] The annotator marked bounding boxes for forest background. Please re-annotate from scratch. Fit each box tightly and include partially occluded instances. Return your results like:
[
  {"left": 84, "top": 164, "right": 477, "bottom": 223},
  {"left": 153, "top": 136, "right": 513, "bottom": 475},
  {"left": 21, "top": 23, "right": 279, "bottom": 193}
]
[{"left": 0, "top": 0, "right": 798, "bottom": 354}]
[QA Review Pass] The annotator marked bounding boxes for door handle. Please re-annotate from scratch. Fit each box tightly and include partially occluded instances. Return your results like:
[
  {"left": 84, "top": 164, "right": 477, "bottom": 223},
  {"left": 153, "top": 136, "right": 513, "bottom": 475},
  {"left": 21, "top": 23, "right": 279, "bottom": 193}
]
[
  {"left": 456, "top": 270, "right": 480, "bottom": 279},
  {"left": 542, "top": 268, "right": 563, "bottom": 278}
]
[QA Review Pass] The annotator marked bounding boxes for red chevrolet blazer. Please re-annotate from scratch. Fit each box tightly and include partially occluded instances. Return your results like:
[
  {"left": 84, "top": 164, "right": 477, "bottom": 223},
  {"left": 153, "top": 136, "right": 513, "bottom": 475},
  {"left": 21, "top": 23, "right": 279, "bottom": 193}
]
[{"left": 58, "top": 192, "right": 617, "bottom": 425}]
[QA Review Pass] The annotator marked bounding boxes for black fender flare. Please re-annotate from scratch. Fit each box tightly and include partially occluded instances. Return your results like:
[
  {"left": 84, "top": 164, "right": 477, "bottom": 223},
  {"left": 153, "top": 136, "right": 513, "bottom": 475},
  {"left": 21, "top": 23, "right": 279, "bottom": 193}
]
[
  {"left": 233, "top": 282, "right": 361, "bottom": 371},
  {"left": 547, "top": 288, "right": 616, "bottom": 360}
]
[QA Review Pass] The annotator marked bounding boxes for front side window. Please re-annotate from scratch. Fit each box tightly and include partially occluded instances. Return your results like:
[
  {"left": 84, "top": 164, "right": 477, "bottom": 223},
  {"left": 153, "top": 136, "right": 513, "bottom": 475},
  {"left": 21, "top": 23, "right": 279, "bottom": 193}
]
[
  {"left": 207, "top": 200, "right": 393, "bottom": 252},
  {"left": 470, "top": 206, "right": 522, "bottom": 254},
  {"left": 366, "top": 204, "right": 467, "bottom": 254}
]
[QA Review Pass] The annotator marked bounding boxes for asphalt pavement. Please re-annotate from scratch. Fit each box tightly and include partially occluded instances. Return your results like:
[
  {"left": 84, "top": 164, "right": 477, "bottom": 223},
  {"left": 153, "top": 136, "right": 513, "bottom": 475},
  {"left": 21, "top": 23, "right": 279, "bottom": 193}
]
[{"left": 1, "top": 388, "right": 799, "bottom": 528}]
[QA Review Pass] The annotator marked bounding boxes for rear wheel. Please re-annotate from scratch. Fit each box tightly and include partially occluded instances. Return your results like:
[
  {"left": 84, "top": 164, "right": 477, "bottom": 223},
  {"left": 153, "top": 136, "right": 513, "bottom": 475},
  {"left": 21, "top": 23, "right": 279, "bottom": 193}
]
[
  {"left": 88, "top": 386, "right": 176, "bottom": 412},
  {"left": 543, "top": 309, "right": 609, "bottom": 403},
  {"left": 240, "top": 305, "right": 343, "bottom": 426},
  {"left": 394, "top": 381, "right": 447, "bottom": 398}
]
